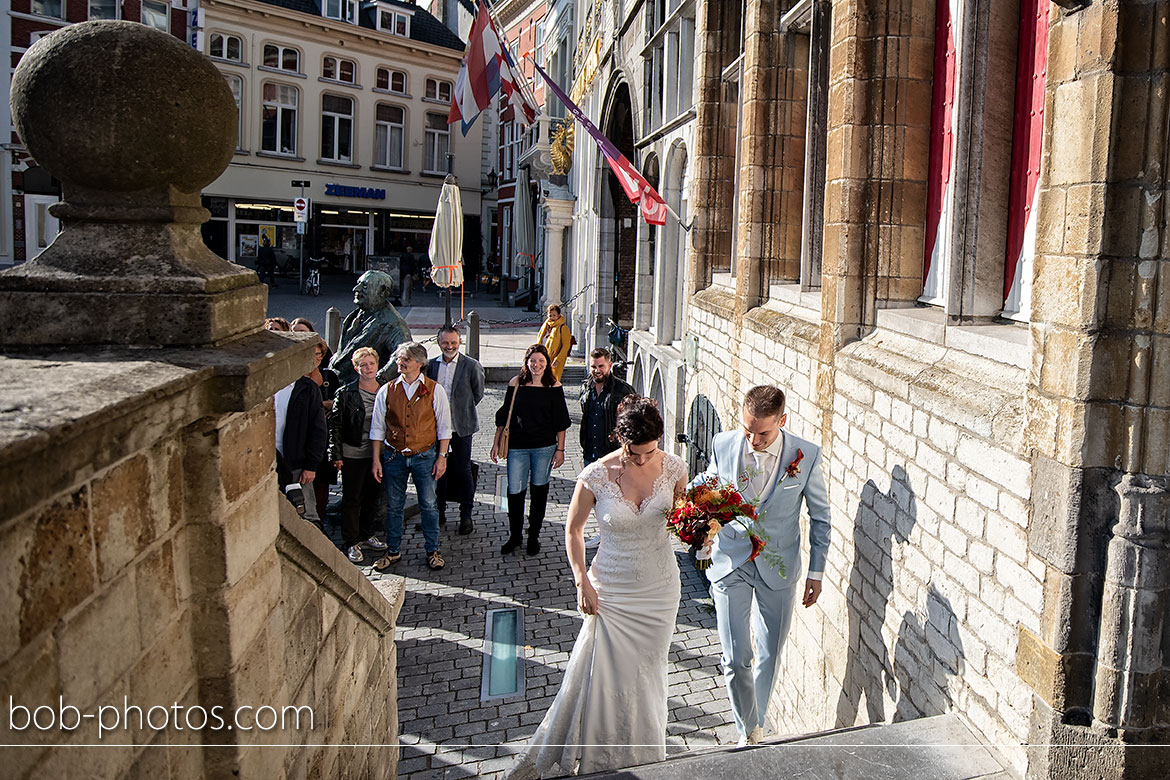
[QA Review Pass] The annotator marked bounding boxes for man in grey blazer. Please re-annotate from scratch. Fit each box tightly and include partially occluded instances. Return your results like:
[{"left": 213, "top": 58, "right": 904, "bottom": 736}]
[
  {"left": 701, "top": 385, "right": 831, "bottom": 747},
  {"left": 427, "top": 326, "right": 485, "bottom": 534}
]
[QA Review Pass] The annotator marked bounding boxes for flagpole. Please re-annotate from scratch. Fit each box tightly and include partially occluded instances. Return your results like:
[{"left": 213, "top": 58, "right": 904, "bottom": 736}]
[{"left": 481, "top": 0, "right": 541, "bottom": 117}]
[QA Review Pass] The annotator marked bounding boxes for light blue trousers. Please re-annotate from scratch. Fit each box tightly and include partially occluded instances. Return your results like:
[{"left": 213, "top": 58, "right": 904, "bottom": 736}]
[{"left": 711, "top": 559, "right": 798, "bottom": 736}]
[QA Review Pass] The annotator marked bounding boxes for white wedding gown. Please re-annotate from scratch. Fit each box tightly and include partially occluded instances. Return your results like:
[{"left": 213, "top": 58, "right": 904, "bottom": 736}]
[{"left": 507, "top": 453, "right": 686, "bottom": 779}]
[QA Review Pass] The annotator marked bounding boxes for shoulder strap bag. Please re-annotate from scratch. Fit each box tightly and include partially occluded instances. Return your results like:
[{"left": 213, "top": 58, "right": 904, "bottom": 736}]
[{"left": 497, "top": 382, "right": 520, "bottom": 458}]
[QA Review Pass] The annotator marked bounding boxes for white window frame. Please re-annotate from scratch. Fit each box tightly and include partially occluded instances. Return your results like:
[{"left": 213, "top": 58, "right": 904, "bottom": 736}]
[
  {"left": 323, "top": 56, "right": 357, "bottom": 85},
  {"left": 88, "top": 0, "right": 119, "bottom": 21},
  {"left": 376, "top": 67, "right": 408, "bottom": 95},
  {"left": 423, "top": 112, "right": 450, "bottom": 174},
  {"left": 374, "top": 104, "right": 406, "bottom": 170},
  {"left": 141, "top": 0, "right": 170, "bottom": 32},
  {"left": 30, "top": 0, "right": 65, "bottom": 19},
  {"left": 261, "top": 82, "right": 299, "bottom": 156},
  {"left": 323, "top": 0, "right": 357, "bottom": 24},
  {"left": 210, "top": 33, "right": 244, "bottom": 63},
  {"left": 226, "top": 75, "right": 244, "bottom": 151},
  {"left": 377, "top": 8, "right": 412, "bottom": 37},
  {"left": 425, "top": 78, "right": 453, "bottom": 103},
  {"left": 262, "top": 44, "right": 300, "bottom": 73},
  {"left": 320, "top": 94, "right": 355, "bottom": 164}
]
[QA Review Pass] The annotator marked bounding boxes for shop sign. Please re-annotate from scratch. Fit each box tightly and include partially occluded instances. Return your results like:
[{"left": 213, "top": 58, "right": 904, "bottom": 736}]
[{"left": 325, "top": 183, "right": 386, "bottom": 200}]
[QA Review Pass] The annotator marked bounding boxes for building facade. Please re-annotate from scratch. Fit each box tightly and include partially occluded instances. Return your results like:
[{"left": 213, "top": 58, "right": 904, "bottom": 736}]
[
  {"left": 563, "top": 1, "right": 1168, "bottom": 778},
  {"left": 193, "top": 0, "right": 484, "bottom": 272},
  {"left": 3, "top": 0, "right": 189, "bottom": 267}
]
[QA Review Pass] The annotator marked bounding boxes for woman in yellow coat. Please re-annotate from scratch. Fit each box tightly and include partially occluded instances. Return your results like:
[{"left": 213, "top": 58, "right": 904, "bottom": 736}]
[{"left": 536, "top": 304, "right": 573, "bottom": 380}]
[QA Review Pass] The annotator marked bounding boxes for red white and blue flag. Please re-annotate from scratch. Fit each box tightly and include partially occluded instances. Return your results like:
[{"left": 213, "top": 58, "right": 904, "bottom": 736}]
[
  {"left": 530, "top": 60, "right": 668, "bottom": 226},
  {"left": 448, "top": 1, "right": 538, "bottom": 136}
]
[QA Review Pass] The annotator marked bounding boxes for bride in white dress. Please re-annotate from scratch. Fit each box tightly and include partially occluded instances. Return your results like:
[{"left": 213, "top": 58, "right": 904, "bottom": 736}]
[{"left": 508, "top": 396, "right": 688, "bottom": 779}]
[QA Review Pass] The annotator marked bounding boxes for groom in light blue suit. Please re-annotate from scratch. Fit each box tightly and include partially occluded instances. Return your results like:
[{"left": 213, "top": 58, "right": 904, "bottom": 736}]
[{"left": 700, "top": 385, "right": 831, "bottom": 746}]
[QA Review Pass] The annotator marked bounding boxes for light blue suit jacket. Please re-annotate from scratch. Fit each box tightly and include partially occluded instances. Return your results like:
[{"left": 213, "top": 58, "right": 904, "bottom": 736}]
[{"left": 699, "top": 429, "right": 831, "bottom": 590}]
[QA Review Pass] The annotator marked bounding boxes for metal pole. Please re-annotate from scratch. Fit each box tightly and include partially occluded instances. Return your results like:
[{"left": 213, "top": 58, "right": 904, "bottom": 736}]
[
  {"left": 298, "top": 182, "right": 306, "bottom": 292},
  {"left": 468, "top": 310, "right": 480, "bottom": 361}
]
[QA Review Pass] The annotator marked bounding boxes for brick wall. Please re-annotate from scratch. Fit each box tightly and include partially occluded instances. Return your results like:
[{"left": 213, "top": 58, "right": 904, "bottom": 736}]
[{"left": 685, "top": 296, "right": 1038, "bottom": 775}]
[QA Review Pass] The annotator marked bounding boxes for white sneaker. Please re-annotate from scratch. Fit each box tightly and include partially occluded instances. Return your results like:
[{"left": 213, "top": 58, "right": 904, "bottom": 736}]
[
  {"left": 365, "top": 535, "right": 388, "bottom": 551},
  {"left": 736, "top": 726, "right": 763, "bottom": 748},
  {"left": 347, "top": 545, "right": 364, "bottom": 563},
  {"left": 584, "top": 534, "right": 601, "bottom": 549}
]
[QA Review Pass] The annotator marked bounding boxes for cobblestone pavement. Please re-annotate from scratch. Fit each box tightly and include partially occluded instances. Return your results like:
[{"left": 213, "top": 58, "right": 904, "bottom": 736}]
[{"left": 340, "top": 384, "right": 738, "bottom": 779}]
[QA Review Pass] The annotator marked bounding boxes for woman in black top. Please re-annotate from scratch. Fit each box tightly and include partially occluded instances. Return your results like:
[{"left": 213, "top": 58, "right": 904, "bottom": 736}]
[{"left": 491, "top": 344, "right": 572, "bottom": 556}]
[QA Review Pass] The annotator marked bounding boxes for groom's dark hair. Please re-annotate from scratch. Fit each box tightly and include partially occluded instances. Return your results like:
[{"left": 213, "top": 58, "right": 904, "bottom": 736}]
[{"left": 743, "top": 385, "right": 786, "bottom": 419}]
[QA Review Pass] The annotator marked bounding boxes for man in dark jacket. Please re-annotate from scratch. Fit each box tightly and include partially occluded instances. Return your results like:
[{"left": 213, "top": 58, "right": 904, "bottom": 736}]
[
  {"left": 275, "top": 365, "right": 329, "bottom": 529},
  {"left": 427, "top": 326, "right": 485, "bottom": 534},
  {"left": 579, "top": 347, "right": 636, "bottom": 464}
]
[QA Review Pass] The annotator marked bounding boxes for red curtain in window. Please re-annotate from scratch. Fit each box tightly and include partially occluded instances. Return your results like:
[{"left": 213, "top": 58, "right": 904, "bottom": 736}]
[
  {"left": 1004, "top": 0, "right": 1048, "bottom": 301},
  {"left": 923, "top": 0, "right": 958, "bottom": 287}
]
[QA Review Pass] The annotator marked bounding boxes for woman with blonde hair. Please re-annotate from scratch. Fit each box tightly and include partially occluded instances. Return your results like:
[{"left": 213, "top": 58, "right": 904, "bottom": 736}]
[
  {"left": 536, "top": 304, "right": 572, "bottom": 381},
  {"left": 328, "top": 346, "right": 389, "bottom": 564}
]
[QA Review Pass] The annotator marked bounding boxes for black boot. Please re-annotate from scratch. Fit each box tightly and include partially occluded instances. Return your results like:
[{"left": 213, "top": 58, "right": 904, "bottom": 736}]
[
  {"left": 501, "top": 490, "right": 526, "bottom": 554},
  {"left": 527, "top": 483, "right": 549, "bottom": 556}
]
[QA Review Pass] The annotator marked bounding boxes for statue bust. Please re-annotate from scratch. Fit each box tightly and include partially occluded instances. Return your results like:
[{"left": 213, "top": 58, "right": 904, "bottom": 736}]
[{"left": 330, "top": 270, "right": 411, "bottom": 384}]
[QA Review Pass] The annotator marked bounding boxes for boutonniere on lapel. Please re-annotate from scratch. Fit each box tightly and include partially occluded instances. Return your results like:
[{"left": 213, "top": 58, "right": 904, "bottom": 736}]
[
  {"left": 411, "top": 382, "right": 429, "bottom": 404},
  {"left": 778, "top": 449, "right": 804, "bottom": 486}
]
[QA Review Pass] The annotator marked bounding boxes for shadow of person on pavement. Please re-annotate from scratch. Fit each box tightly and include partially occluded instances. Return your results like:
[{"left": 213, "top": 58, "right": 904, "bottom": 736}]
[{"left": 834, "top": 465, "right": 916, "bottom": 728}]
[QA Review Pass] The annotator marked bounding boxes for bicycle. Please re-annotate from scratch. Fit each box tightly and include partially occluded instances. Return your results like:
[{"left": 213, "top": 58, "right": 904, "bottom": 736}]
[{"left": 301, "top": 256, "right": 322, "bottom": 296}]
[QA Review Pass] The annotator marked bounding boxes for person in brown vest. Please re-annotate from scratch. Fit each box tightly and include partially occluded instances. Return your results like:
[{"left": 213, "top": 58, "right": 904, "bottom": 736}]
[{"left": 370, "top": 342, "right": 453, "bottom": 570}]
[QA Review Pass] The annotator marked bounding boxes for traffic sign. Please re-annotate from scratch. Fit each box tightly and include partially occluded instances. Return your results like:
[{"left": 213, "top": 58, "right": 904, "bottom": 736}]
[{"left": 293, "top": 197, "right": 309, "bottom": 223}]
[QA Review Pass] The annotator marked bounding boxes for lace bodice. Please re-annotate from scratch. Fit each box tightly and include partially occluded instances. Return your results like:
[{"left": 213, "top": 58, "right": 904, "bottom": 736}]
[{"left": 579, "top": 453, "right": 687, "bottom": 587}]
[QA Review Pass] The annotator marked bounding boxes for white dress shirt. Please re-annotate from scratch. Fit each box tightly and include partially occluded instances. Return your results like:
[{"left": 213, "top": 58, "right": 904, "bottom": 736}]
[
  {"left": 742, "top": 432, "right": 823, "bottom": 581},
  {"left": 273, "top": 382, "right": 294, "bottom": 456},
  {"left": 369, "top": 374, "right": 453, "bottom": 449},
  {"left": 436, "top": 352, "right": 459, "bottom": 398}
]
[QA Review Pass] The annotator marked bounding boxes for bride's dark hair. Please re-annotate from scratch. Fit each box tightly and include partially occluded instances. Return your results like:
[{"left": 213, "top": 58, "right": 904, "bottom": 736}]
[{"left": 614, "top": 396, "right": 664, "bottom": 445}]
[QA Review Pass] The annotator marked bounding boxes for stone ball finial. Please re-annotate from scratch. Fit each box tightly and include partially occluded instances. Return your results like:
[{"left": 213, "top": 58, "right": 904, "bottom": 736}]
[{"left": 10, "top": 20, "right": 236, "bottom": 196}]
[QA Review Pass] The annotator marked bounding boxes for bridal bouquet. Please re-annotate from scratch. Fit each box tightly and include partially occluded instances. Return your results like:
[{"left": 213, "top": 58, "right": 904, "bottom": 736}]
[{"left": 667, "top": 478, "right": 766, "bottom": 570}]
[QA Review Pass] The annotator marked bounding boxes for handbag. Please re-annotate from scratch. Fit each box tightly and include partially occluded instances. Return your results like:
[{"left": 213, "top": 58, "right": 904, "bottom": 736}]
[{"left": 497, "top": 382, "right": 520, "bottom": 458}]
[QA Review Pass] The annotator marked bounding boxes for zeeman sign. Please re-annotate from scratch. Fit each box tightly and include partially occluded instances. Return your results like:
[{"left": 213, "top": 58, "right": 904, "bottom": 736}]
[{"left": 325, "top": 183, "right": 387, "bottom": 200}]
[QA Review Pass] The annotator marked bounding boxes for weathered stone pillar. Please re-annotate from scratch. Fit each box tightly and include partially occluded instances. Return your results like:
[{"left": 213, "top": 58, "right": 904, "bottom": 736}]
[
  {"left": 818, "top": 0, "right": 935, "bottom": 348},
  {"left": 735, "top": 0, "right": 808, "bottom": 317},
  {"left": 688, "top": 0, "right": 742, "bottom": 293},
  {"left": 1021, "top": 3, "right": 1169, "bottom": 778},
  {"left": 0, "top": 21, "right": 402, "bottom": 779}
]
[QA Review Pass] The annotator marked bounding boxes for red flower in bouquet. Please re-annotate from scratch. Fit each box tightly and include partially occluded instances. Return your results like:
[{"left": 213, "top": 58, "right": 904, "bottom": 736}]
[{"left": 667, "top": 477, "right": 762, "bottom": 569}]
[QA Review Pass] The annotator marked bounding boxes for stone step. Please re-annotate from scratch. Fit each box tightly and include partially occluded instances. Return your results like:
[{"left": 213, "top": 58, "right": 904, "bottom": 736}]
[{"left": 578, "top": 714, "right": 1015, "bottom": 780}]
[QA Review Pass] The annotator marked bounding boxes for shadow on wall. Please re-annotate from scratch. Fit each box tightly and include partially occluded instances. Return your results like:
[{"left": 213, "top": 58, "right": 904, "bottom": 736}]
[{"left": 834, "top": 465, "right": 966, "bottom": 728}]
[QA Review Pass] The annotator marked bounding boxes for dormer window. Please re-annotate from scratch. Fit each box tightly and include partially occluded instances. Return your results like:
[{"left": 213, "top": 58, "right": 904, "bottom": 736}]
[
  {"left": 323, "top": 0, "right": 357, "bottom": 24},
  {"left": 323, "top": 56, "right": 357, "bottom": 85},
  {"left": 377, "top": 7, "right": 412, "bottom": 37},
  {"left": 425, "top": 78, "right": 452, "bottom": 103}
]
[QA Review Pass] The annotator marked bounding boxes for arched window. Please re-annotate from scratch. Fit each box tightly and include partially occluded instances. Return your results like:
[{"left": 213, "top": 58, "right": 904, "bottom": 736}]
[
  {"left": 425, "top": 78, "right": 452, "bottom": 103},
  {"left": 263, "top": 44, "right": 299, "bottom": 73},
  {"left": 225, "top": 74, "right": 244, "bottom": 149},
  {"left": 323, "top": 56, "right": 357, "bottom": 84},
  {"left": 376, "top": 68, "right": 408, "bottom": 94},
  {"left": 374, "top": 104, "right": 406, "bottom": 169},
  {"left": 321, "top": 95, "right": 354, "bottom": 163},
  {"left": 210, "top": 33, "right": 244, "bottom": 63},
  {"left": 261, "top": 83, "right": 298, "bottom": 155}
]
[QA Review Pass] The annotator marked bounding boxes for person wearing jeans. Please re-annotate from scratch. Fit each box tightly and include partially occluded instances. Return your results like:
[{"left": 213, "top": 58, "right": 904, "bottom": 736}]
[
  {"left": 370, "top": 342, "right": 452, "bottom": 571},
  {"left": 490, "top": 344, "right": 571, "bottom": 556},
  {"left": 329, "top": 346, "right": 388, "bottom": 564}
]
